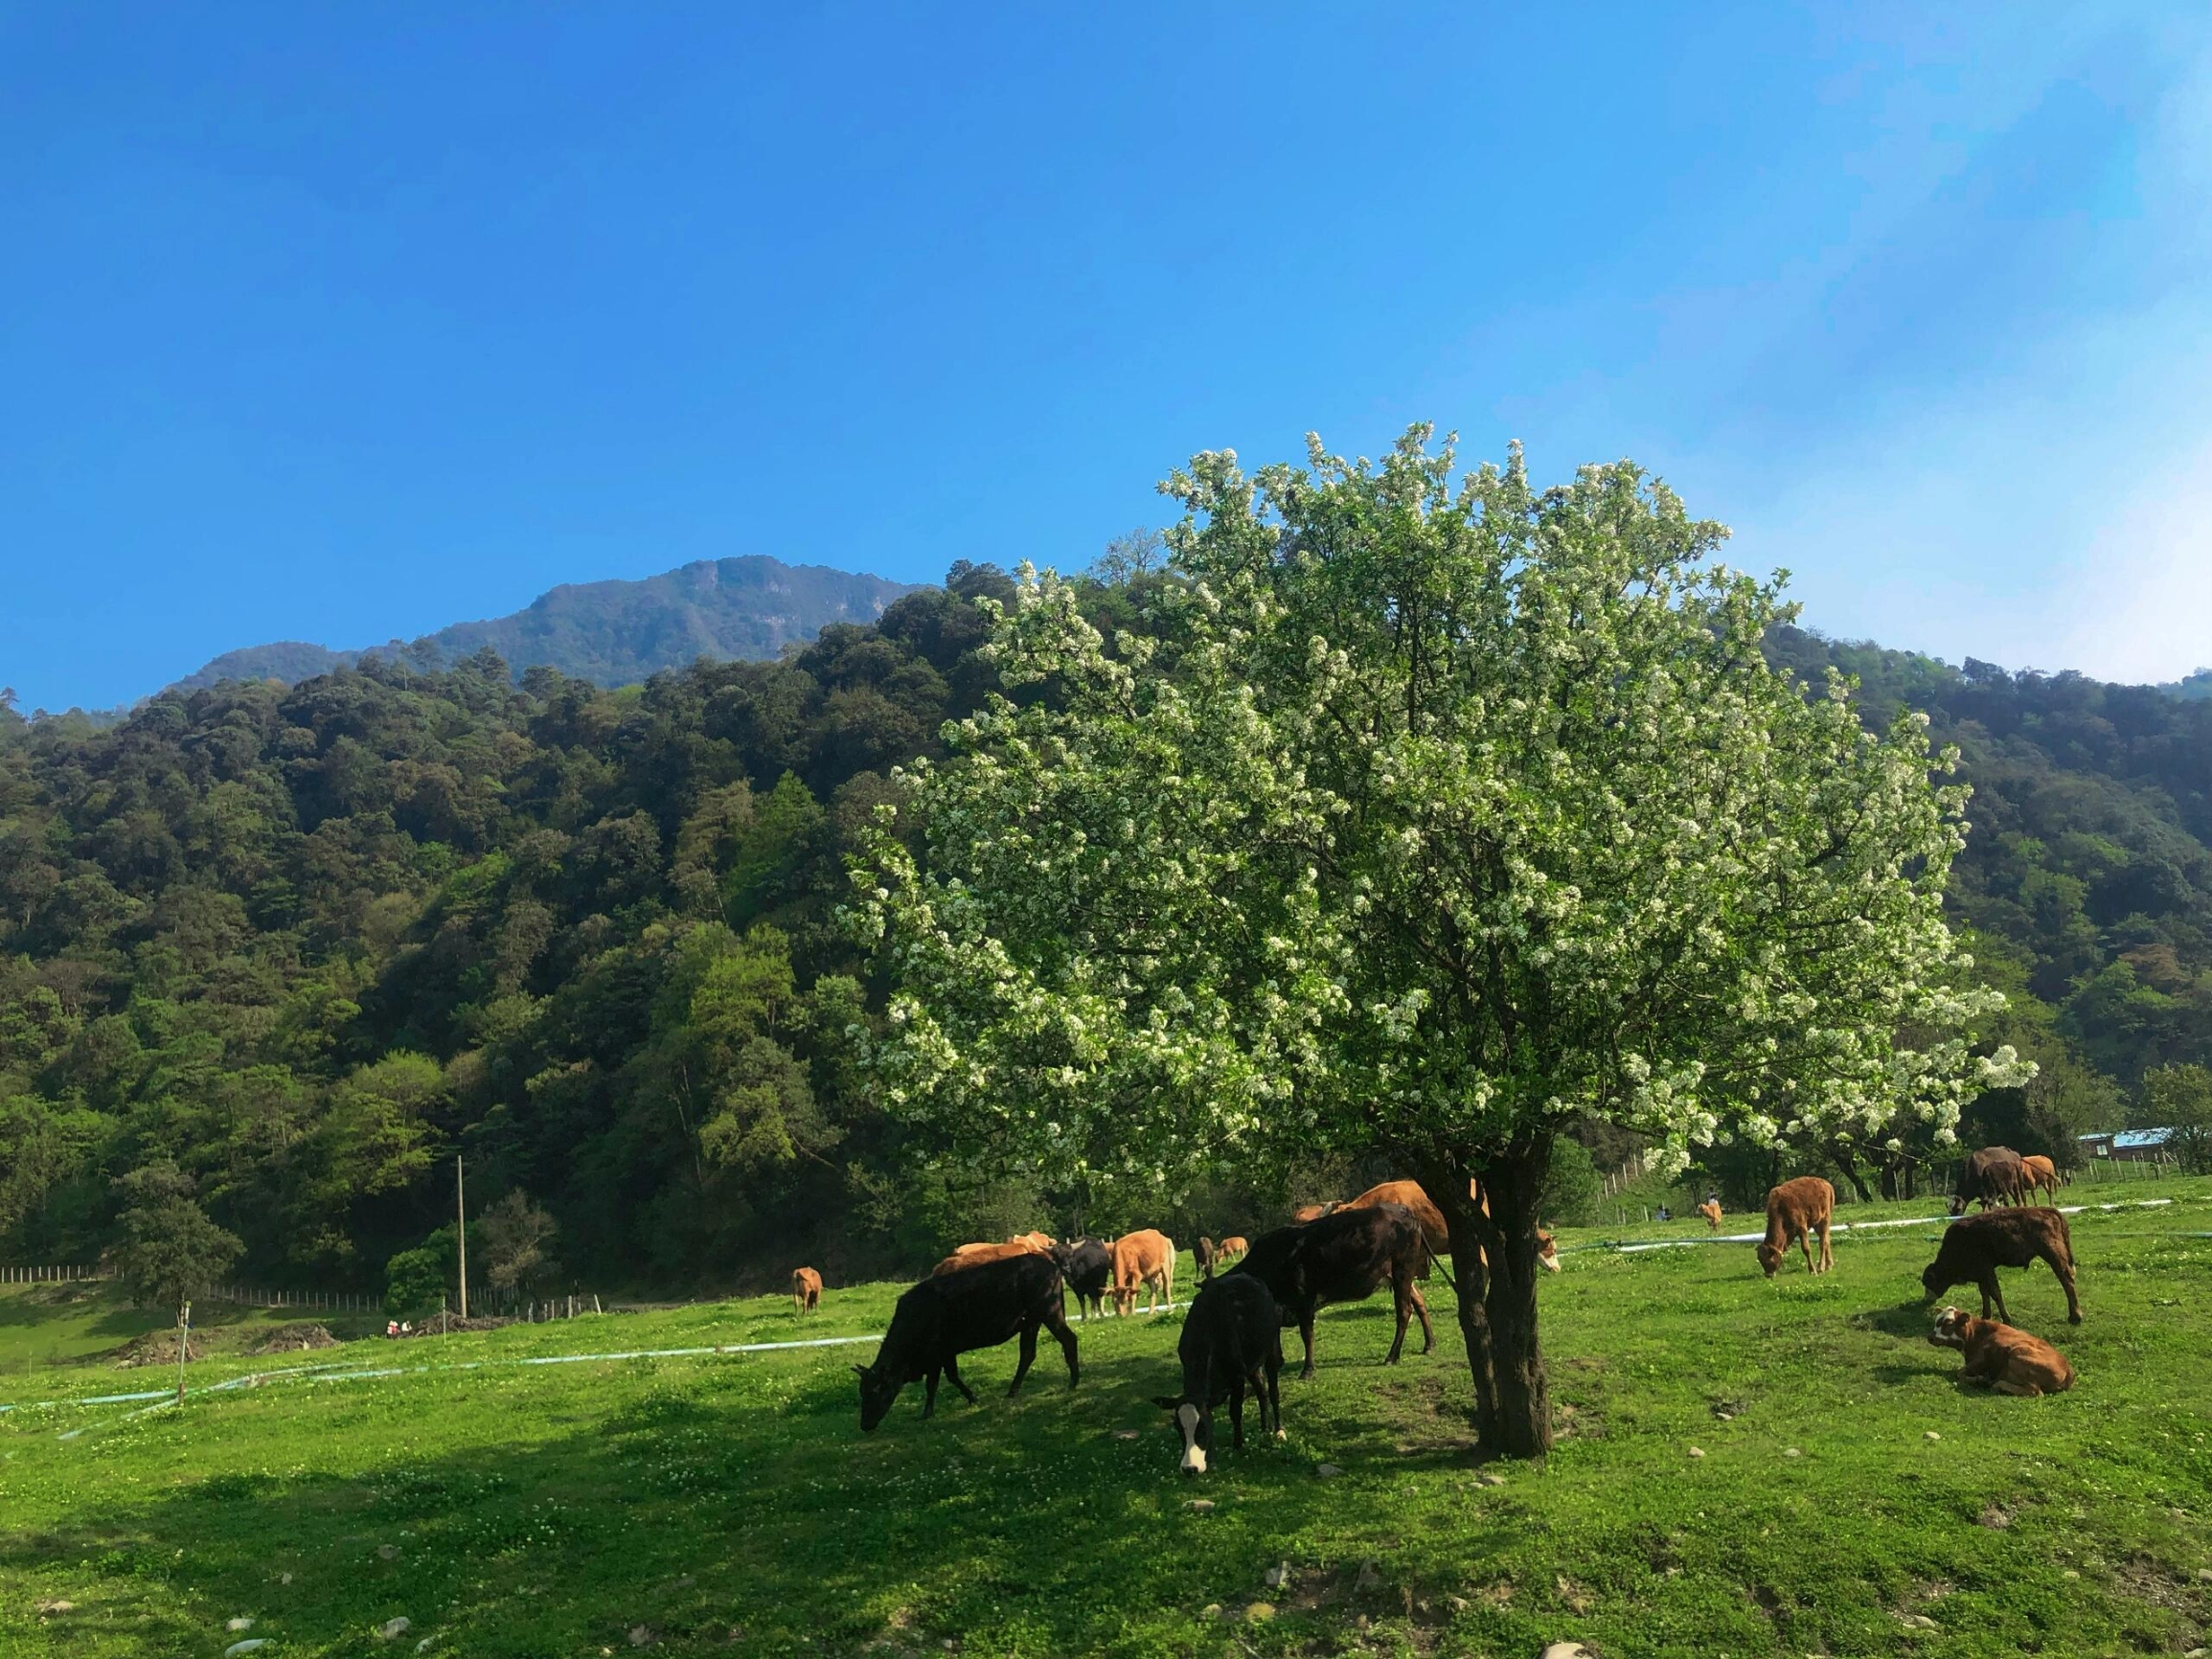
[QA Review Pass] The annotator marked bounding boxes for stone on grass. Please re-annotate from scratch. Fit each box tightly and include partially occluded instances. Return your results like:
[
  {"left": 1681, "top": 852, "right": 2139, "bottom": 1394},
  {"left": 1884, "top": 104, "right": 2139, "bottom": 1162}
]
[
  {"left": 1111, "top": 1429, "right": 1140, "bottom": 1441},
  {"left": 1479, "top": 1471, "right": 1508, "bottom": 1487},
  {"left": 228, "top": 1616, "right": 256, "bottom": 1631},
  {"left": 1264, "top": 1561, "right": 1290, "bottom": 1588},
  {"left": 1899, "top": 1612, "right": 1938, "bottom": 1629},
  {"left": 1198, "top": 1603, "right": 1221, "bottom": 1621},
  {"left": 34, "top": 1601, "right": 76, "bottom": 1615},
  {"left": 1687, "top": 1446, "right": 1704, "bottom": 1459},
  {"left": 1355, "top": 1560, "right": 1382, "bottom": 1592},
  {"left": 1924, "top": 1430, "right": 1940, "bottom": 1441},
  {"left": 377, "top": 1616, "right": 411, "bottom": 1639},
  {"left": 1539, "top": 1644, "right": 1593, "bottom": 1659},
  {"left": 2197, "top": 1567, "right": 2212, "bottom": 1582},
  {"left": 1244, "top": 1602, "right": 1275, "bottom": 1622},
  {"left": 1783, "top": 1446, "right": 1802, "bottom": 1459},
  {"left": 225, "top": 1643, "right": 271, "bottom": 1658},
  {"left": 1315, "top": 1463, "right": 1342, "bottom": 1478},
  {"left": 1186, "top": 1499, "right": 1214, "bottom": 1513},
  {"left": 2062, "top": 1570, "right": 2081, "bottom": 1581},
  {"left": 376, "top": 1544, "right": 400, "bottom": 1560}
]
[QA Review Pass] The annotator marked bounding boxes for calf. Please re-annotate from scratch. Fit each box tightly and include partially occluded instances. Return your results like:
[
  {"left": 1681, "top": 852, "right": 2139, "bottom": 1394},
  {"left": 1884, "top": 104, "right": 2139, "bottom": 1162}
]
[
  {"left": 1756, "top": 1176, "right": 1835, "bottom": 1277},
  {"left": 1111, "top": 1229, "right": 1175, "bottom": 1315},
  {"left": 2020, "top": 1155, "right": 2063, "bottom": 1201},
  {"left": 1010, "top": 1231, "right": 1056, "bottom": 1252},
  {"left": 1928, "top": 1307, "right": 2075, "bottom": 1396},
  {"left": 1215, "top": 1235, "right": 1248, "bottom": 1268},
  {"left": 854, "top": 1252, "right": 1079, "bottom": 1430},
  {"left": 932, "top": 1239, "right": 1040, "bottom": 1277},
  {"left": 1152, "top": 1274, "right": 1284, "bottom": 1474},
  {"left": 1921, "top": 1207, "right": 2083, "bottom": 1326},
  {"left": 1231, "top": 1202, "right": 1432, "bottom": 1377},
  {"left": 790, "top": 1266, "right": 823, "bottom": 1314},
  {"left": 1951, "top": 1147, "right": 2031, "bottom": 1214},
  {"left": 1697, "top": 1198, "right": 1723, "bottom": 1231},
  {"left": 1194, "top": 1237, "right": 1218, "bottom": 1282},
  {"left": 1054, "top": 1238, "right": 1114, "bottom": 1320}
]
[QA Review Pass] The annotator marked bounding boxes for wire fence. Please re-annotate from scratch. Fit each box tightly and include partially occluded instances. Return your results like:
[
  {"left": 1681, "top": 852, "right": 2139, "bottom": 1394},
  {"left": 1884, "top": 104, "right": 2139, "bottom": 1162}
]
[{"left": 1, "top": 1267, "right": 606, "bottom": 1323}]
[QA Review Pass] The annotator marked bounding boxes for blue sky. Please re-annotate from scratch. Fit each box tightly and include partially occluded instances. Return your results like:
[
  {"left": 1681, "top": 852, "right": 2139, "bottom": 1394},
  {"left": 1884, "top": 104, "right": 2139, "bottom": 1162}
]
[{"left": 4, "top": 3, "right": 2209, "bottom": 712}]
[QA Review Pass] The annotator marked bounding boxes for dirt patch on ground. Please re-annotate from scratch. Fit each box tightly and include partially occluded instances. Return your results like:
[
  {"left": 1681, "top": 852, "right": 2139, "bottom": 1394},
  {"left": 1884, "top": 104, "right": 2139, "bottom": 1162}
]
[
  {"left": 392, "top": 1315, "right": 513, "bottom": 1336},
  {"left": 112, "top": 1330, "right": 207, "bottom": 1367},
  {"left": 251, "top": 1322, "right": 341, "bottom": 1354}
]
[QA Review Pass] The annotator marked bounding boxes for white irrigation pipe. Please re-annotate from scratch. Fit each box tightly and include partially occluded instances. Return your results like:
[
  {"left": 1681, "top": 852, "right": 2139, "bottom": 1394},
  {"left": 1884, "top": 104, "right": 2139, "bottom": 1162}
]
[
  {"left": 1, "top": 1304, "right": 1194, "bottom": 1419},
  {"left": 1593, "top": 1197, "right": 2177, "bottom": 1254}
]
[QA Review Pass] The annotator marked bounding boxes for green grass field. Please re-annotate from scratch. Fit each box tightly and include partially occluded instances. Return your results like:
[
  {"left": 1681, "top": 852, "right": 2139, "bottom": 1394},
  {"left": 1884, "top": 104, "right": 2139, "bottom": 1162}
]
[{"left": 4, "top": 1183, "right": 2209, "bottom": 1658}]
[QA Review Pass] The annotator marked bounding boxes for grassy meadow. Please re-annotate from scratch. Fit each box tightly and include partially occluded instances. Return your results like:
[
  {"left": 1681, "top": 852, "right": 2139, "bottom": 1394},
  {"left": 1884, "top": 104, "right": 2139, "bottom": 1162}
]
[{"left": 3, "top": 1182, "right": 2209, "bottom": 1658}]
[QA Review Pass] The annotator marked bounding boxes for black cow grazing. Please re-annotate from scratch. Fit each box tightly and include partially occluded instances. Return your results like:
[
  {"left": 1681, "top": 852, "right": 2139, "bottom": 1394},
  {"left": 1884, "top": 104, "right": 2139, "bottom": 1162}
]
[
  {"left": 1922, "top": 1207, "right": 2084, "bottom": 1326},
  {"left": 1054, "top": 1238, "right": 1114, "bottom": 1321},
  {"left": 1950, "top": 1146, "right": 2031, "bottom": 1215},
  {"left": 854, "top": 1252, "right": 1080, "bottom": 1431},
  {"left": 1229, "top": 1201, "right": 1432, "bottom": 1378},
  {"left": 1152, "top": 1274, "right": 1284, "bottom": 1474}
]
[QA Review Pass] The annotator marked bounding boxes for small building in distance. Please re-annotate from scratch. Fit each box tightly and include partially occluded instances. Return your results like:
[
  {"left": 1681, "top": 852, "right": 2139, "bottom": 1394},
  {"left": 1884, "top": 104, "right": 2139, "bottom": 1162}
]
[{"left": 2077, "top": 1127, "right": 2175, "bottom": 1164}]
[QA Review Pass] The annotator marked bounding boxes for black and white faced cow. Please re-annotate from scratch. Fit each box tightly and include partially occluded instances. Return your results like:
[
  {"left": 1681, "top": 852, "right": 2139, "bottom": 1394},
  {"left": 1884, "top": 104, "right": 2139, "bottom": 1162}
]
[
  {"left": 855, "top": 1251, "right": 1079, "bottom": 1431},
  {"left": 1152, "top": 1273, "right": 1284, "bottom": 1475}
]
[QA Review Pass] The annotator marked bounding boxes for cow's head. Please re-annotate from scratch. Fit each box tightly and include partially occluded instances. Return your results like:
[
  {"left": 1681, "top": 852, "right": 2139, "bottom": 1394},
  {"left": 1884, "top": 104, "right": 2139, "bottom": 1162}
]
[
  {"left": 1919, "top": 1258, "right": 1947, "bottom": 1304},
  {"left": 854, "top": 1363, "right": 900, "bottom": 1433},
  {"left": 1536, "top": 1229, "right": 1562, "bottom": 1273},
  {"left": 1755, "top": 1240, "right": 1786, "bottom": 1278},
  {"left": 1927, "top": 1307, "right": 1971, "bottom": 1350},
  {"left": 1948, "top": 1193, "right": 1967, "bottom": 1216},
  {"left": 1152, "top": 1395, "right": 1211, "bottom": 1475}
]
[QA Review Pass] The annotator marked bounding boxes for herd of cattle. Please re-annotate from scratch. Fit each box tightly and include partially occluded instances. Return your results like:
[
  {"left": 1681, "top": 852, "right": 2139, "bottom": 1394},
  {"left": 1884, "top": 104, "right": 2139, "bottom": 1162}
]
[{"left": 792, "top": 1147, "right": 2088, "bottom": 1472}]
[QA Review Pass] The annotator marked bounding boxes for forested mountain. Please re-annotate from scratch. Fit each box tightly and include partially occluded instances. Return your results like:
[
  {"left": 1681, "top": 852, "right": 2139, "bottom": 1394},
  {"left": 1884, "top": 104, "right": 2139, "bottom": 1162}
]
[
  {"left": 169, "top": 556, "right": 917, "bottom": 696},
  {"left": 4, "top": 578, "right": 2210, "bottom": 1298}
]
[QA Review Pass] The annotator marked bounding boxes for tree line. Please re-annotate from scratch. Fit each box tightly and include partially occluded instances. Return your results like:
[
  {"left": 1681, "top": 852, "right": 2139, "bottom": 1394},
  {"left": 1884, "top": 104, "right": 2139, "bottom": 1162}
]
[{"left": 2, "top": 529, "right": 2209, "bottom": 1314}]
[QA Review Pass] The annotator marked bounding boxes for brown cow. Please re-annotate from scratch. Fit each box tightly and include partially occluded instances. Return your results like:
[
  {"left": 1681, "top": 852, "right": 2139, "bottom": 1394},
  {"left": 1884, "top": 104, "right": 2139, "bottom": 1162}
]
[
  {"left": 1194, "top": 1237, "right": 1218, "bottom": 1281},
  {"left": 1111, "top": 1229, "right": 1175, "bottom": 1315},
  {"left": 2019, "top": 1155, "right": 2063, "bottom": 1201},
  {"left": 932, "top": 1240, "right": 1038, "bottom": 1277},
  {"left": 1010, "top": 1231, "right": 1056, "bottom": 1252},
  {"left": 1921, "top": 1207, "right": 2083, "bottom": 1325},
  {"left": 1952, "top": 1147, "right": 2032, "bottom": 1214},
  {"left": 1756, "top": 1176, "right": 1835, "bottom": 1277},
  {"left": 1291, "top": 1202, "right": 1334, "bottom": 1224},
  {"left": 1215, "top": 1236, "right": 1248, "bottom": 1268},
  {"left": 791, "top": 1266, "right": 823, "bottom": 1314},
  {"left": 1928, "top": 1307, "right": 2075, "bottom": 1396},
  {"left": 1696, "top": 1199, "right": 1723, "bottom": 1231}
]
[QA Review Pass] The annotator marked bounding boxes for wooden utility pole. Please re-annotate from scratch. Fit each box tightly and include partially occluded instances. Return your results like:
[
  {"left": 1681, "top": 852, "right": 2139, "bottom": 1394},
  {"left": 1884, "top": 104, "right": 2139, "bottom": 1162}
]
[
  {"left": 456, "top": 1155, "right": 468, "bottom": 1321},
  {"left": 174, "top": 1300, "right": 192, "bottom": 1405}
]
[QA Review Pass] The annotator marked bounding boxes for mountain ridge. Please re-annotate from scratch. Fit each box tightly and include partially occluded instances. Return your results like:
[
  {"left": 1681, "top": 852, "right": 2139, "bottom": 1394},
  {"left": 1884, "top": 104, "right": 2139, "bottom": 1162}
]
[{"left": 168, "top": 555, "right": 921, "bottom": 694}]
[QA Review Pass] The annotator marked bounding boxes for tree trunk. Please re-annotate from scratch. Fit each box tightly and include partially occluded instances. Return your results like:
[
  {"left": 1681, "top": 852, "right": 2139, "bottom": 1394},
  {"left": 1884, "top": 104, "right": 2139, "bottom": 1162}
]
[
  {"left": 1425, "top": 1162, "right": 1498, "bottom": 1450},
  {"left": 1479, "top": 1137, "right": 1554, "bottom": 1461},
  {"left": 1834, "top": 1147, "right": 1874, "bottom": 1205}
]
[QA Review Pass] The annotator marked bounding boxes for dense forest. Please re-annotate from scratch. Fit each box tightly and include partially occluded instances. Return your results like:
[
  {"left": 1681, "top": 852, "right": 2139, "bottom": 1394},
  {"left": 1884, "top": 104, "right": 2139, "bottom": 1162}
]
[{"left": 4, "top": 572, "right": 2210, "bottom": 1302}]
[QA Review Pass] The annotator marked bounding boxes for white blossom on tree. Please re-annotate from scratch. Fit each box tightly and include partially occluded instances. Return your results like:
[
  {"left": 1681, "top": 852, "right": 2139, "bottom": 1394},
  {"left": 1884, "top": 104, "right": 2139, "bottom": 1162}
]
[{"left": 855, "top": 425, "right": 2025, "bottom": 1456}]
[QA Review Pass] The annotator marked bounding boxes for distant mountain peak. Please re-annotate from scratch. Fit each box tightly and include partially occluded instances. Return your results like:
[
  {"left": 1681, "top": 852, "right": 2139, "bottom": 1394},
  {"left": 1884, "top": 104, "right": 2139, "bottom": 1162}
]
[{"left": 170, "top": 555, "right": 921, "bottom": 695}]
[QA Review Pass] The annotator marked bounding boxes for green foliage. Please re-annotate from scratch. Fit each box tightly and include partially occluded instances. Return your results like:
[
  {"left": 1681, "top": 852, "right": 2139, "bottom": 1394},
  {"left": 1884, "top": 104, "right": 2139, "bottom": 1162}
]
[
  {"left": 1538, "top": 1136, "right": 1603, "bottom": 1227},
  {"left": 382, "top": 1241, "right": 449, "bottom": 1321},
  {"left": 109, "top": 1162, "right": 242, "bottom": 1311},
  {"left": 2144, "top": 1062, "right": 2212, "bottom": 1174}
]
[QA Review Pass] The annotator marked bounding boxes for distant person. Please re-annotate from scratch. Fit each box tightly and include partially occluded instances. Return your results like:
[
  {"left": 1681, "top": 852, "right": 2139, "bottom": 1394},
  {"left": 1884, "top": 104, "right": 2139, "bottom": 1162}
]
[
  {"left": 1655, "top": 1205, "right": 1671, "bottom": 1222},
  {"left": 386, "top": 1320, "right": 399, "bottom": 1338}
]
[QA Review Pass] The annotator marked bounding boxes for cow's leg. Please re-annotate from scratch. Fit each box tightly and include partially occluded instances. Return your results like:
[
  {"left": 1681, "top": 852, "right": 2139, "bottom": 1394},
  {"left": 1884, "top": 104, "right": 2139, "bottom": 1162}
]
[
  {"left": 1408, "top": 1280, "right": 1435, "bottom": 1354},
  {"left": 943, "top": 1354, "right": 978, "bottom": 1404},
  {"left": 2048, "top": 1247, "right": 2083, "bottom": 1324},
  {"left": 1007, "top": 1325, "right": 1038, "bottom": 1398},
  {"left": 1979, "top": 1272, "right": 2009, "bottom": 1325},
  {"left": 1298, "top": 1312, "right": 1317, "bottom": 1379},
  {"left": 1266, "top": 1354, "right": 1284, "bottom": 1437},
  {"left": 1385, "top": 1272, "right": 1411, "bottom": 1365},
  {"left": 1992, "top": 1378, "right": 2041, "bottom": 1398},
  {"left": 1817, "top": 1221, "right": 1833, "bottom": 1274},
  {"left": 922, "top": 1367, "right": 941, "bottom": 1419},
  {"left": 1797, "top": 1226, "right": 1814, "bottom": 1273},
  {"left": 1042, "top": 1304, "right": 1081, "bottom": 1387}
]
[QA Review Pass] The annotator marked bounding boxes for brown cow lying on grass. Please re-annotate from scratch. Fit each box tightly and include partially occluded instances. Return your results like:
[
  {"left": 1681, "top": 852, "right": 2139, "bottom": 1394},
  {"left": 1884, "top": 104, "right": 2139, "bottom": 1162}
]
[
  {"left": 1111, "top": 1229, "right": 1175, "bottom": 1315},
  {"left": 1921, "top": 1207, "right": 2083, "bottom": 1325},
  {"left": 1929, "top": 1306, "right": 2075, "bottom": 1396},
  {"left": 1756, "top": 1176, "right": 1835, "bottom": 1277},
  {"left": 791, "top": 1266, "right": 823, "bottom": 1314}
]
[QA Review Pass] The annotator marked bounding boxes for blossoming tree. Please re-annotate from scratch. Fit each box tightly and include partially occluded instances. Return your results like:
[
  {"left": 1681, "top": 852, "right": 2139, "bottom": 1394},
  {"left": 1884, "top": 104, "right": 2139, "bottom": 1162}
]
[{"left": 856, "top": 426, "right": 2022, "bottom": 1457}]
